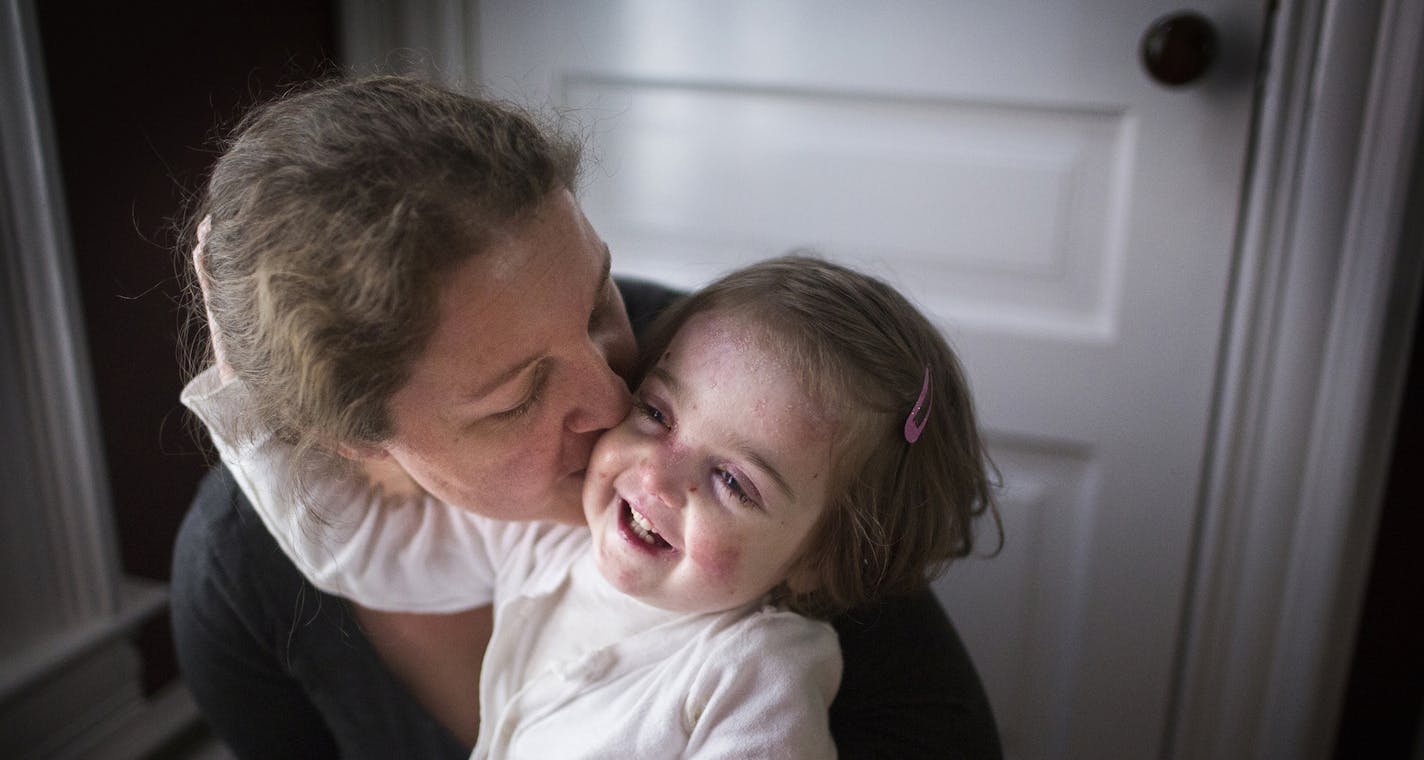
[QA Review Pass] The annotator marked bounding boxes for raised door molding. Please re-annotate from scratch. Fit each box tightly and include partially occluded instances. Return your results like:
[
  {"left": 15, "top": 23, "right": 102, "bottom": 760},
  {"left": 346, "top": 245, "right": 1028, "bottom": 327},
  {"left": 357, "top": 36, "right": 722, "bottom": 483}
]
[
  {"left": 339, "top": 0, "right": 479, "bottom": 86},
  {"left": 1169, "top": 0, "right": 1424, "bottom": 757}
]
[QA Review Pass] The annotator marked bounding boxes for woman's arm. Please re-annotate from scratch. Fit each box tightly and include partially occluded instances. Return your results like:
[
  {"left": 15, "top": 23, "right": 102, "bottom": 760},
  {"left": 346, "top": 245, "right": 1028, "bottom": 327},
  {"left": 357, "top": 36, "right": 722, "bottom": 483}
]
[
  {"left": 171, "top": 468, "right": 343, "bottom": 759},
  {"left": 171, "top": 466, "right": 474, "bottom": 758},
  {"left": 830, "top": 588, "right": 1003, "bottom": 759},
  {"left": 182, "top": 366, "right": 505, "bottom": 612}
]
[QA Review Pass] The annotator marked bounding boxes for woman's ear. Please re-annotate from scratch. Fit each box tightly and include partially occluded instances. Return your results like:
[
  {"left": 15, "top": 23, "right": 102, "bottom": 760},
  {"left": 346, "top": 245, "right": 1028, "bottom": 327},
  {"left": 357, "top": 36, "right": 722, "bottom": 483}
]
[
  {"left": 347, "top": 451, "right": 423, "bottom": 498},
  {"left": 335, "top": 442, "right": 390, "bottom": 461}
]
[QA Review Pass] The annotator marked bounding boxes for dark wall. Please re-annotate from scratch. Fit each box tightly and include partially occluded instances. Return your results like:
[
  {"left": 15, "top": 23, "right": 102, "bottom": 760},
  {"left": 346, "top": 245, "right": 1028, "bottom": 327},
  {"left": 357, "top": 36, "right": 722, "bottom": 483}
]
[
  {"left": 1333, "top": 129, "right": 1424, "bottom": 759},
  {"left": 37, "top": 0, "right": 337, "bottom": 691}
]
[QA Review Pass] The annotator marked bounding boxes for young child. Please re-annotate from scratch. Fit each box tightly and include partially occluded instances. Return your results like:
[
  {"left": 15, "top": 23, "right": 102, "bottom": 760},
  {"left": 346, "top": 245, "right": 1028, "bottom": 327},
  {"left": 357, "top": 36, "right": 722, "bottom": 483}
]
[{"left": 185, "top": 255, "right": 998, "bottom": 758}]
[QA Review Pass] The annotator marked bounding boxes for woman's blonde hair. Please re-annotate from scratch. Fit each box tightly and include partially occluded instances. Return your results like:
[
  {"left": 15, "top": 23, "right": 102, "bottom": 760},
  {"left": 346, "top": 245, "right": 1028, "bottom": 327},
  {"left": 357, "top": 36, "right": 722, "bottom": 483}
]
[
  {"left": 637, "top": 255, "right": 1002, "bottom": 618},
  {"left": 189, "top": 76, "right": 579, "bottom": 459}
]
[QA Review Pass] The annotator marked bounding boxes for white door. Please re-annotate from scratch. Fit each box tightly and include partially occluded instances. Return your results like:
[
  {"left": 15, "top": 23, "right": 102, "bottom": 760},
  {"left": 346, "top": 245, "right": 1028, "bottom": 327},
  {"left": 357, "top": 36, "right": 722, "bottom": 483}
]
[{"left": 477, "top": 3, "right": 1265, "bottom": 757}]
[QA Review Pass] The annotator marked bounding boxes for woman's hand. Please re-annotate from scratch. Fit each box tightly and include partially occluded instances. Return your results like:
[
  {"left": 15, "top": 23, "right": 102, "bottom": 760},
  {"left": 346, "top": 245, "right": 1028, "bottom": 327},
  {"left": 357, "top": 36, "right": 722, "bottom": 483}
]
[{"left": 192, "top": 216, "right": 235, "bottom": 383}]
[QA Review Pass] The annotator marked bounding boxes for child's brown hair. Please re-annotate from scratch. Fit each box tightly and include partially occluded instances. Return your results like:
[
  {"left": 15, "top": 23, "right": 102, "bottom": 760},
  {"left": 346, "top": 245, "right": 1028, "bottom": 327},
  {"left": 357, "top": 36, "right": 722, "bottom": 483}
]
[{"left": 638, "top": 255, "right": 1001, "bottom": 617}]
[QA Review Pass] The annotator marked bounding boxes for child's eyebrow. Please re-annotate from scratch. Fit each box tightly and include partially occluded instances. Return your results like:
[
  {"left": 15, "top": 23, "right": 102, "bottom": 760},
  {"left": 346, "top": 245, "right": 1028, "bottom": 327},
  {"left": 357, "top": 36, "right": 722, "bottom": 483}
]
[
  {"left": 648, "top": 365, "right": 681, "bottom": 394},
  {"left": 648, "top": 365, "right": 796, "bottom": 504},
  {"left": 741, "top": 448, "right": 795, "bottom": 503}
]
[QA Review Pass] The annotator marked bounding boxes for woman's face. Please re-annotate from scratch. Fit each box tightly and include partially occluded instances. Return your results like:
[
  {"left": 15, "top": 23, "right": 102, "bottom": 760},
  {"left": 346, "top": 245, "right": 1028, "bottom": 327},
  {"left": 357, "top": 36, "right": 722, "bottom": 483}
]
[{"left": 375, "top": 189, "right": 637, "bottom": 523}]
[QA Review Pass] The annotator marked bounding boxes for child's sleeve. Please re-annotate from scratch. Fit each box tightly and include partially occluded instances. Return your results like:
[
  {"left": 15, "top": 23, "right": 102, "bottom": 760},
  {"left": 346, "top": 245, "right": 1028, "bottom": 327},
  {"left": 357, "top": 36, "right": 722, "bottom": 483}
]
[
  {"left": 682, "top": 613, "right": 842, "bottom": 759},
  {"left": 181, "top": 366, "right": 503, "bottom": 613}
]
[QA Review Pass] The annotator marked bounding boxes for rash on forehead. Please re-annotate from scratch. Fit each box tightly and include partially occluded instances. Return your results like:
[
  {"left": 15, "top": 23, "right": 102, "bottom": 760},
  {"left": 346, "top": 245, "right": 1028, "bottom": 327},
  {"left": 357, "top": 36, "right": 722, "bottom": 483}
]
[{"left": 688, "top": 310, "right": 842, "bottom": 434}]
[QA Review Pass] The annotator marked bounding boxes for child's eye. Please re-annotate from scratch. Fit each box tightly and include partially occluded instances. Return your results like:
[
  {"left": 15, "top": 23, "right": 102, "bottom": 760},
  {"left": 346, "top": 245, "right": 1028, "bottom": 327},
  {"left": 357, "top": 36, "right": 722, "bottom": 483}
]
[
  {"left": 634, "top": 398, "right": 670, "bottom": 429},
  {"left": 715, "top": 468, "right": 759, "bottom": 509}
]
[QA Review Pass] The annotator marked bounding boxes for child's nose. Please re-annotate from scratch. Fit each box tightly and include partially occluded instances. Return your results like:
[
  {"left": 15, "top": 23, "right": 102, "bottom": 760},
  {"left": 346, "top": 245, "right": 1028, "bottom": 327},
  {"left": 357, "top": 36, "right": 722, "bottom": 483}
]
[{"left": 640, "top": 449, "right": 694, "bottom": 510}]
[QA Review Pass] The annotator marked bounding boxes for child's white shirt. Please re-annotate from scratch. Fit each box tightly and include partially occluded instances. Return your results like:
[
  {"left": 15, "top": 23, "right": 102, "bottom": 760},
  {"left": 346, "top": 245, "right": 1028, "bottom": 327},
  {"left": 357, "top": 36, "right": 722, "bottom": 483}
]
[{"left": 465, "top": 525, "right": 840, "bottom": 759}]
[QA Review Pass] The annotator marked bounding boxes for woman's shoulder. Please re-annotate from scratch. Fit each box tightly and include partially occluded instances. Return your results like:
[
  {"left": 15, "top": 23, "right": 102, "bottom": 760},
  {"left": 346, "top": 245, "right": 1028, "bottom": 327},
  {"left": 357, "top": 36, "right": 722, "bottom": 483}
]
[
  {"left": 828, "top": 588, "right": 1004, "bottom": 759},
  {"left": 171, "top": 466, "right": 315, "bottom": 626},
  {"left": 176, "top": 466, "right": 281, "bottom": 568}
]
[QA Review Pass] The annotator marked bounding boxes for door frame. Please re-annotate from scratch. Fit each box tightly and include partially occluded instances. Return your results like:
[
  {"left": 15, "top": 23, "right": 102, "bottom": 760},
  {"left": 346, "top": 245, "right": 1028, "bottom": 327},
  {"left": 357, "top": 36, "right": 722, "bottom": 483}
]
[
  {"left": 1168, "top": 0, "right": 1424, "bottom": 757},
  {"left": 0, "top": 0, "right": 180, "bottom": 756}
]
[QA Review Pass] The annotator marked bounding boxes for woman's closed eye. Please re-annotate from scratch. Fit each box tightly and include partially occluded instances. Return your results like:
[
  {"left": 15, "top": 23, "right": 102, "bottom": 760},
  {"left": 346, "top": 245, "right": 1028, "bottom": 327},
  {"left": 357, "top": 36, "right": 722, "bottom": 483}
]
[
  {"left": 494, "top": 390, "right": 540, "bottom": 420},
  {"left": 491, "top": 365, "right": 548, "bottom": 422}
]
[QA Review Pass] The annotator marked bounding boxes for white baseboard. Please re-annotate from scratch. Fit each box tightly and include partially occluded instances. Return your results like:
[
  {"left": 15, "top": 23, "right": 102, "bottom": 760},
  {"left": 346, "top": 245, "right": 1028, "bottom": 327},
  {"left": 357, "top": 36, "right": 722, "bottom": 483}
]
[{"left": 0, "top": 579, "right": 206, "bottom": 760}]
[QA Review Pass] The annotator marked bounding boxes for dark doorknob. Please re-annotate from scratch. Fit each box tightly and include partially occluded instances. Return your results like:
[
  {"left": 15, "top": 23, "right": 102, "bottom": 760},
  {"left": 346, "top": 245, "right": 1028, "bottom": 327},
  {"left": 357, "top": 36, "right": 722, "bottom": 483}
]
[{"left": 1141, "top": 11, "right": 1218, "bottom": 86}]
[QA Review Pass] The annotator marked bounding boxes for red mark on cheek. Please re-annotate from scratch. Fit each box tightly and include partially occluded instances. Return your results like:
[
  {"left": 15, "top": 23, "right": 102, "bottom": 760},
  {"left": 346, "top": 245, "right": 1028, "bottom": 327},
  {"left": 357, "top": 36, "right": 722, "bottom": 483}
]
[
  {"left": 690, "top": 543, "right": 740, "bottom": 586},
  {"left": 688, "top": 485, "right": 698, "bottom": 494}
]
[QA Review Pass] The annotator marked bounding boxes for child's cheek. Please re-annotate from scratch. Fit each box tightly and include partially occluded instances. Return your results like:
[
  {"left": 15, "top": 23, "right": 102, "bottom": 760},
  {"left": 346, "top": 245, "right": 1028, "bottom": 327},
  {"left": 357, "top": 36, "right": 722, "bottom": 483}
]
[{"left": 687, "top": 534, "right": 742, "bottom": 596}]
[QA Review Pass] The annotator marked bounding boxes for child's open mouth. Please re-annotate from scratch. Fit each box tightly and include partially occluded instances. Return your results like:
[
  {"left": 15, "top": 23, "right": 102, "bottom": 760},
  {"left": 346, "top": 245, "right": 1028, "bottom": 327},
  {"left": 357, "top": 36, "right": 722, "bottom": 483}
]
[{"left": 620, "top": 500, "right": 673, "bottom": 551}]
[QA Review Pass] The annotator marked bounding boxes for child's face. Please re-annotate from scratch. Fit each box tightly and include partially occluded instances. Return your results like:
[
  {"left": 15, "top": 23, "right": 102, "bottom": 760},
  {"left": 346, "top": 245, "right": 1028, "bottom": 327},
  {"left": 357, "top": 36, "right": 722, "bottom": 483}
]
[{"left": 583, "top": 308, "right": 838, "bottom": 614}]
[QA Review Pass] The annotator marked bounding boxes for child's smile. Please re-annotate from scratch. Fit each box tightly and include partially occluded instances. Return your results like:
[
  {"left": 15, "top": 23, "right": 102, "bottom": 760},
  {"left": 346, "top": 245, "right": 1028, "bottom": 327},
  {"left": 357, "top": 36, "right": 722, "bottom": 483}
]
[
  {"left": 621, "top": 499, "right": 674, "bottom": 551},
  {"left": 583, "top": 308, "right": 840, "bottom": 614}
]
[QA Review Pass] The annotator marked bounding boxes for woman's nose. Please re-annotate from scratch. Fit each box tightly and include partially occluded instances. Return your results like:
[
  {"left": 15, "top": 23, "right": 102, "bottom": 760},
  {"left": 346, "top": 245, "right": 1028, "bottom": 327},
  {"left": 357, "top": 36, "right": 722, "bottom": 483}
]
[{"left": 564, "top": 347, "right": 631, "bottom": 434}]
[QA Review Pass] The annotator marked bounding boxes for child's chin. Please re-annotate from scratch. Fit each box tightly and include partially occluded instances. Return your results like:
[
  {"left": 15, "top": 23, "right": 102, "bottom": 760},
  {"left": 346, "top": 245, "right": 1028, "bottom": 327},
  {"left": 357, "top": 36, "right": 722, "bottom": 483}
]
[{"left": 591, "top": 550, "right": 638, "bottom": 596}]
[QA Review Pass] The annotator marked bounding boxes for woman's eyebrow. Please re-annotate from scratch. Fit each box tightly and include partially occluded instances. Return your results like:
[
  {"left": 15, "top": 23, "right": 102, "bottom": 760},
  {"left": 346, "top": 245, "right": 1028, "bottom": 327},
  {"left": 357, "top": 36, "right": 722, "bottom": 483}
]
[{"left": 592, "top": 244, "right": 611, "bottom": 305}]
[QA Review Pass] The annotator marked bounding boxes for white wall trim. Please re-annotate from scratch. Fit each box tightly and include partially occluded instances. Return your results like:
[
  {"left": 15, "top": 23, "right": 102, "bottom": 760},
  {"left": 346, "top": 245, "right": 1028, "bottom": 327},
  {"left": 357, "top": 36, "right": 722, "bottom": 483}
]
[
  {"left": 1169, "top": 0, "right": 1424, "bottom": 756},
  {"left": 0, "top": 0, "right": 119, "bottom": 625},
  {"left": 338, "top": 0, "right": 479, "bottom": 88},
  {"left": 1, "top": 0, "right": 197, "bottom": 756},
  {"left": 0, "top": 580, "right": 166, "bottom": 701}
]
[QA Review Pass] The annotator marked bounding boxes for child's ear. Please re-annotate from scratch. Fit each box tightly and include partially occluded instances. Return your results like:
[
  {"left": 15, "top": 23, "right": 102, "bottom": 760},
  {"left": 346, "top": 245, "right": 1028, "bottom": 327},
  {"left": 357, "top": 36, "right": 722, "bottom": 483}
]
[{"left": 784, "top": 562, "right": 820, "bottom": 594}]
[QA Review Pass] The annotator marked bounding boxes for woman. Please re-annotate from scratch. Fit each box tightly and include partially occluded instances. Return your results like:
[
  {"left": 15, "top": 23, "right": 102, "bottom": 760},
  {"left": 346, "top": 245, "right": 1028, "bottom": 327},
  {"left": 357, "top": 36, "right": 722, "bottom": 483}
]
[{"left": 172, "top": 75, "right": 1000, "bottom": 759}]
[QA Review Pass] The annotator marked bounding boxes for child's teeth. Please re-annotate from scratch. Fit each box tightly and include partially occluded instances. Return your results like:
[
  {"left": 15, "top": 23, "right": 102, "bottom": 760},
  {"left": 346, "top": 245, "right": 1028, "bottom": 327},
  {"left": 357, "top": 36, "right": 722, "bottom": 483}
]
[{"left": 629, "top": 507, "right": 660, "bottom": 544}]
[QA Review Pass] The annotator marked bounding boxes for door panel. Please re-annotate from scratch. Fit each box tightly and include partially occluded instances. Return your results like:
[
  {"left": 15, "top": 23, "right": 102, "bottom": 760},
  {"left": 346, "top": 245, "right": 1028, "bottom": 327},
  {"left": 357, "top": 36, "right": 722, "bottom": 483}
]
[
  {"left": 478, "top": 3, "right": 1265, "bottom": 757},
  {"left": 564, "top": 77, "right": 1130, "bottom": 339}
]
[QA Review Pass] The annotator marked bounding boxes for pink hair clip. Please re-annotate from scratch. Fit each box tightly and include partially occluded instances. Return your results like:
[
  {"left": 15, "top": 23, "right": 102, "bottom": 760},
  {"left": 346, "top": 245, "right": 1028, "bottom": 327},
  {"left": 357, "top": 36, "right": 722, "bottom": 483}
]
[{"left": 903, "top": 366, "right": 932, "bottom": 443}]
